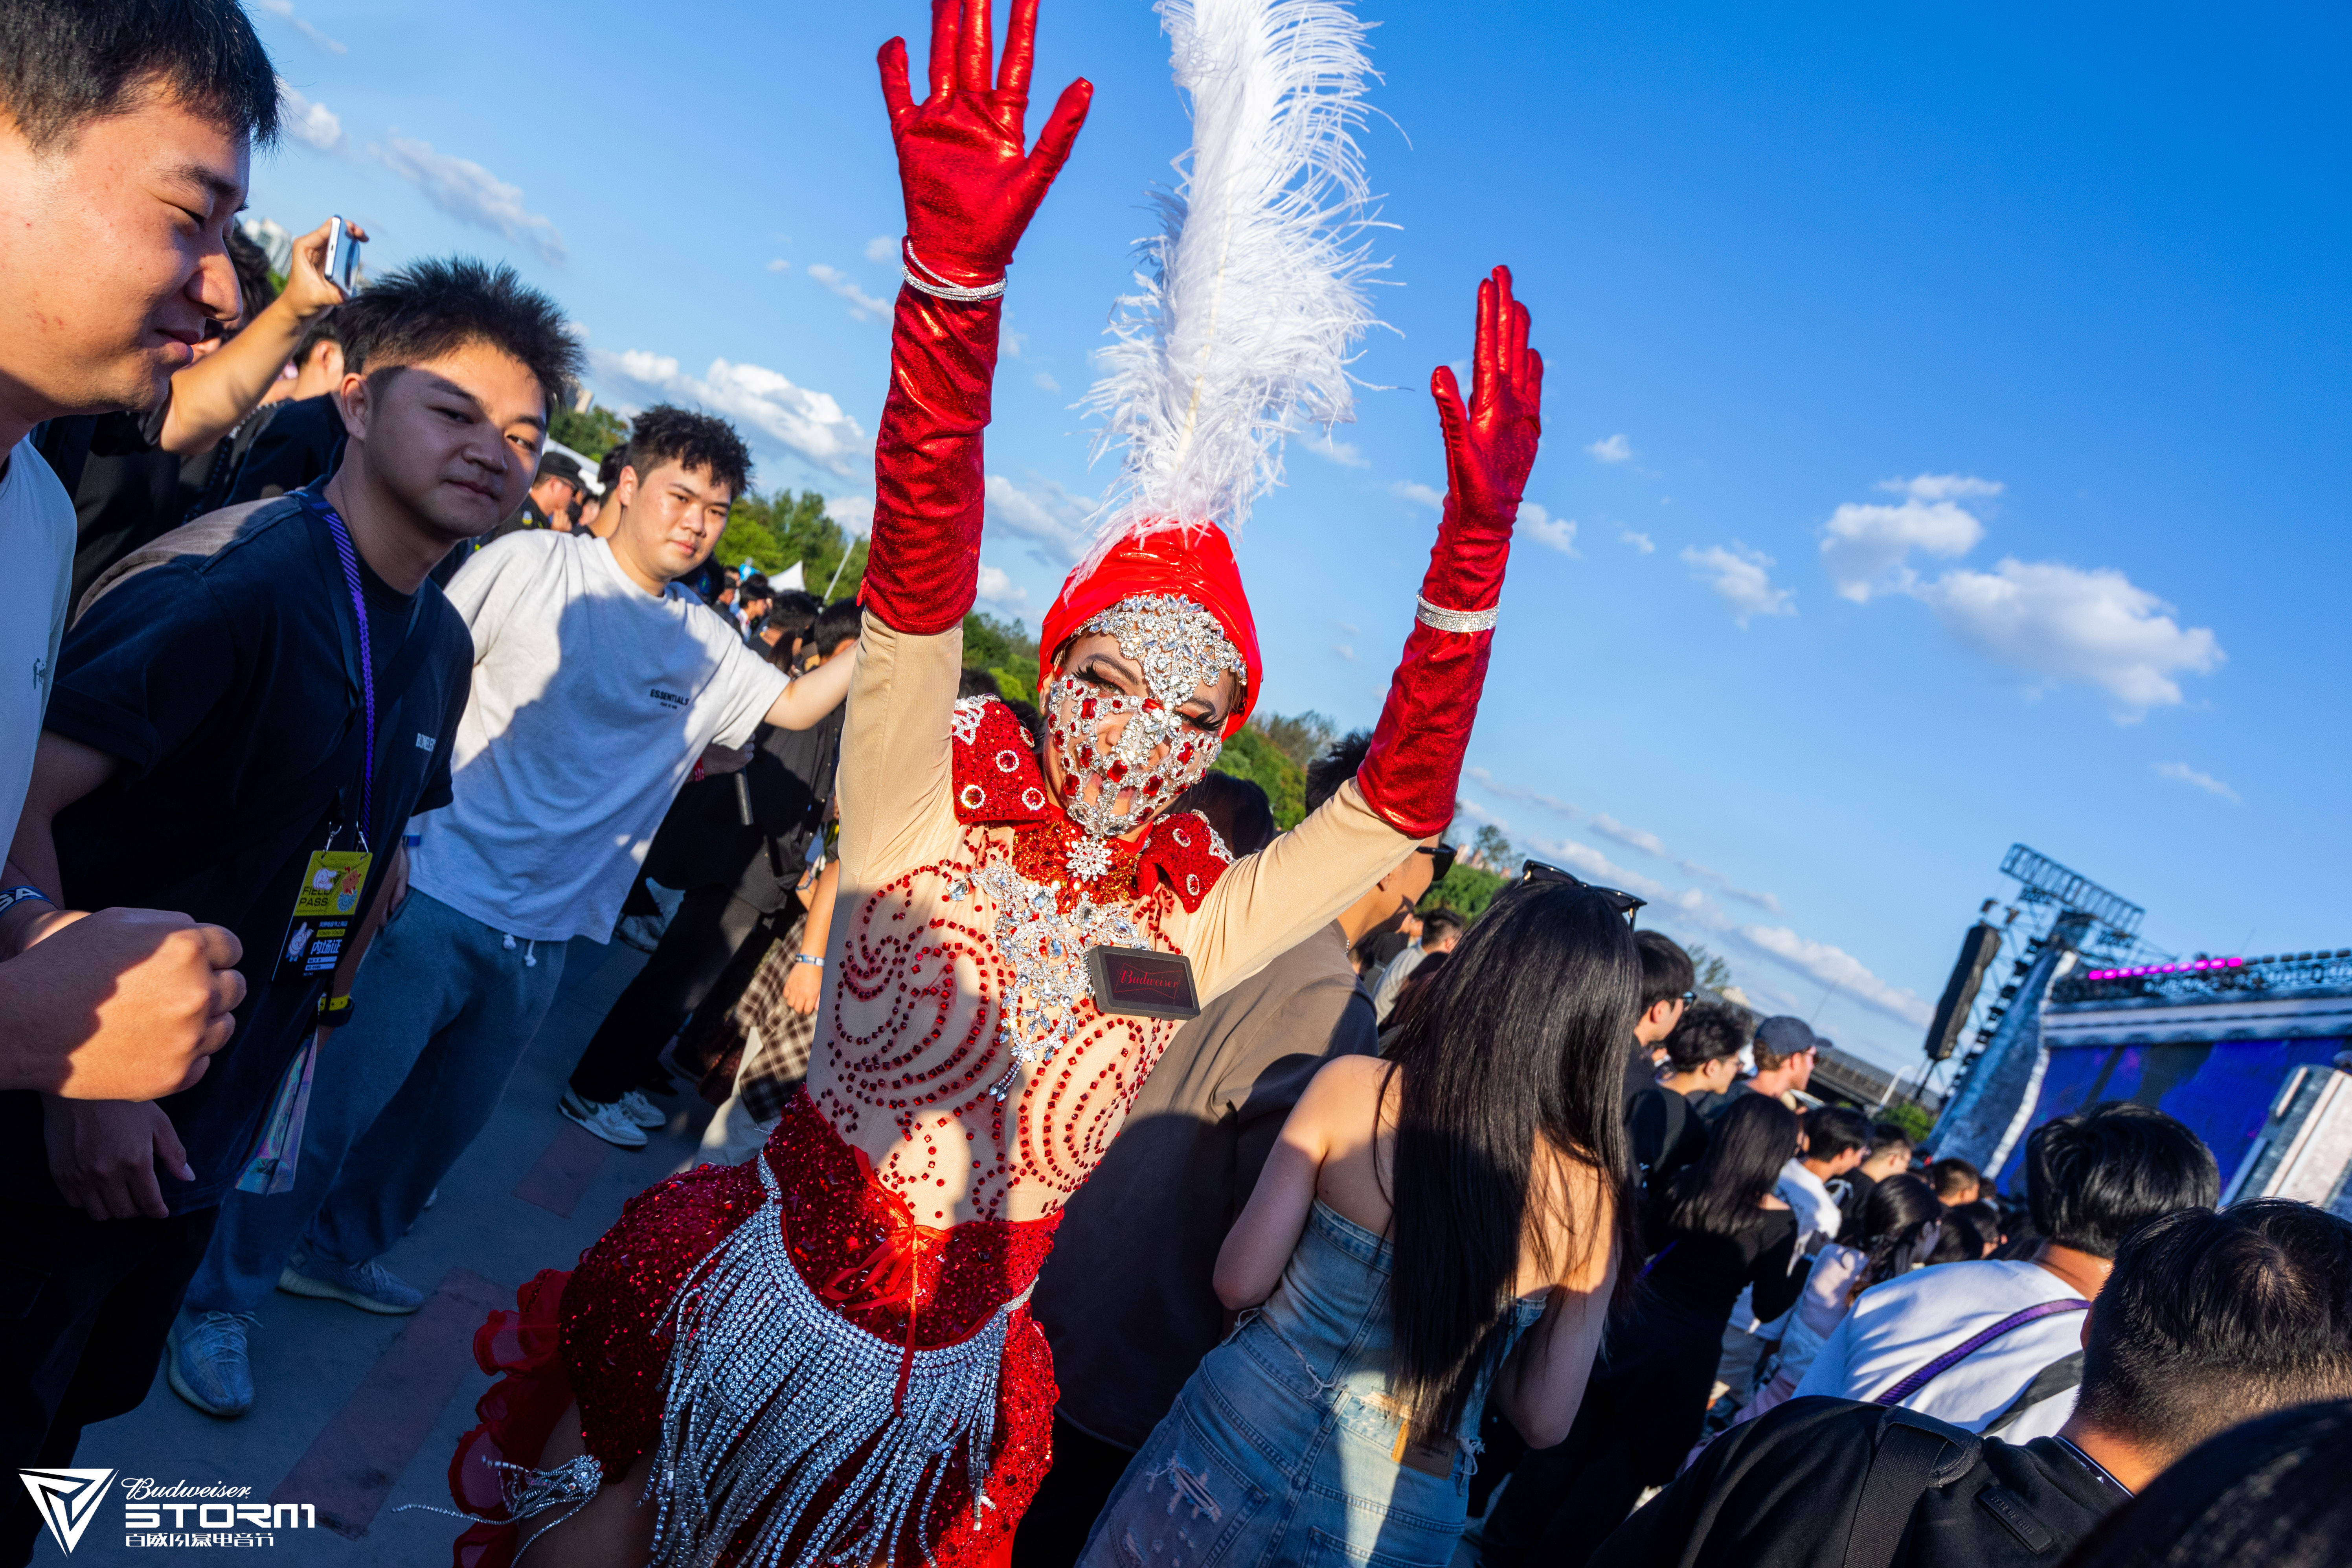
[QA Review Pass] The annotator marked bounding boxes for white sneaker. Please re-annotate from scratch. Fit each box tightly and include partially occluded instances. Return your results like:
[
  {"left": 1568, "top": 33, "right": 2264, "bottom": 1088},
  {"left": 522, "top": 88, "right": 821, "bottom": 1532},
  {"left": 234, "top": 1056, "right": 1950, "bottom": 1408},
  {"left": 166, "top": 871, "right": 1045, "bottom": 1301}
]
[
  {"left": 617, "top": 1088, "right": 667, "bottom": 1130},
  {"left": 559, "top": 1088, "right": 649, "bottom": 1149}
]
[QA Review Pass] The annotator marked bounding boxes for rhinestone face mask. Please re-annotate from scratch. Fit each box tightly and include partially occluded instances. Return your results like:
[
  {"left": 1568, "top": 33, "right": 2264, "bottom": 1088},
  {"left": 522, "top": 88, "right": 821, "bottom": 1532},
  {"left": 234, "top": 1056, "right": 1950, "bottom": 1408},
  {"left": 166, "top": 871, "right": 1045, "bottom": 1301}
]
[{"left": 1047, "top": 594, "right": 1246, "bottom": 839}]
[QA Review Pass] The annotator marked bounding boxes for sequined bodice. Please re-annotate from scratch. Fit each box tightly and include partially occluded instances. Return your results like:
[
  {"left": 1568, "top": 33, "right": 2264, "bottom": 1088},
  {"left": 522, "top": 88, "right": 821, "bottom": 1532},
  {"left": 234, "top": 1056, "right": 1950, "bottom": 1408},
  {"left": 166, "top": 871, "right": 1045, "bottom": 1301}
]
[
  {"left": 809, "top": 820, "right": 1186, "bottom": 1223},
  {"left": 806, "top": 696, "right": 1231, "bottom": 1225}
]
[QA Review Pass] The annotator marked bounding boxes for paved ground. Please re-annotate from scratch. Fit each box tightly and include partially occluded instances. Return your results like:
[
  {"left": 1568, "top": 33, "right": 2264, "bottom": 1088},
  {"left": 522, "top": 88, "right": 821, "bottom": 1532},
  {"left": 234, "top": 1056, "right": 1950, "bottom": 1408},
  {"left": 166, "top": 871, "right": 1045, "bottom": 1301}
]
[{"left": 34, "top": 936, "right": 706, "bottom": 1566}]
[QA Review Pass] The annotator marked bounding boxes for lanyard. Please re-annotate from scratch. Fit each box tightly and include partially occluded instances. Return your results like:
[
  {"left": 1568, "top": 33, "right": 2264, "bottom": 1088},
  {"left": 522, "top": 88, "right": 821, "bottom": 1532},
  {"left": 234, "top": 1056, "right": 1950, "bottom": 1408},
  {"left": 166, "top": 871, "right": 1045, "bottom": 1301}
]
[{"left": 313, "top": 497, "right": 379, "bottom": 841}]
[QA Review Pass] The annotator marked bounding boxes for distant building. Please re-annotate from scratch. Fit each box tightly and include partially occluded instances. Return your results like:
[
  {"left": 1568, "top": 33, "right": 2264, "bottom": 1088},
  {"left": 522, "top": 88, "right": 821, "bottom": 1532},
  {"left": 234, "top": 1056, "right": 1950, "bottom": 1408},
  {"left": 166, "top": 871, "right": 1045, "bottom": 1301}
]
[
  {"left": 1992, "top": 948, "right": 2352, "bottom": 1213},
  {"left": 240, "top": 216, "right": 292, "bottom": 276}
]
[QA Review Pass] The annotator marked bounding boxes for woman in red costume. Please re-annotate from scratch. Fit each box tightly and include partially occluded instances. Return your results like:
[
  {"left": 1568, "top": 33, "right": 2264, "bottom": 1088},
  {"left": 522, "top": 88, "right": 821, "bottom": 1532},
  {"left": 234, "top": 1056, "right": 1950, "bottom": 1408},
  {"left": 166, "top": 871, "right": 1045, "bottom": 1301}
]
[{"left": 440, "top": 2, "right": 1546, "bottom": 1563}]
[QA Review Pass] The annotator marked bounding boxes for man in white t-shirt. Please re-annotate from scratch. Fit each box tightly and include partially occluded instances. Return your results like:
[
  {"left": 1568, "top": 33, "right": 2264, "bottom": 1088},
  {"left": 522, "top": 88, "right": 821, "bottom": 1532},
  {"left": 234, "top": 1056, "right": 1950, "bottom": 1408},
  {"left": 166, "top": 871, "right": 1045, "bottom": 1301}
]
[
  {"left": 0, "top": 0, "right": 263, "bottom": 1113},
  {"left": 1795, "top": 1101, "right": 2218, "bottom": 1440},
  {"left": 179, "top": 407, "right": 854, "bottom": 1386}
]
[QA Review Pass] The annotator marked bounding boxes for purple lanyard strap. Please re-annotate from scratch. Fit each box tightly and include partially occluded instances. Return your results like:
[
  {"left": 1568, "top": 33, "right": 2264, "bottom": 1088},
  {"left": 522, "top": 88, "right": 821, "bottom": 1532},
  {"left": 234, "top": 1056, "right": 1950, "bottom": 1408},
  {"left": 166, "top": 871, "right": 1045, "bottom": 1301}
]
[
  {"left": 316, "top": 501, "right": 378, "bottom": 840},
  {"left": 1871, "top": 1298, "right": 2089, "bottom": 1408}
]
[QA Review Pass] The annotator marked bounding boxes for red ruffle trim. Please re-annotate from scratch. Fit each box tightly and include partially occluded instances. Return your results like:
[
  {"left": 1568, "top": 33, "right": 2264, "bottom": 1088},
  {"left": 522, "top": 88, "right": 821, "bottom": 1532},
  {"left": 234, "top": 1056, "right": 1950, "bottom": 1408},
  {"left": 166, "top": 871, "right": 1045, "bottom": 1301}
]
[{"left": 447, "top": 1268, "right": 575, "bottom": 1568}]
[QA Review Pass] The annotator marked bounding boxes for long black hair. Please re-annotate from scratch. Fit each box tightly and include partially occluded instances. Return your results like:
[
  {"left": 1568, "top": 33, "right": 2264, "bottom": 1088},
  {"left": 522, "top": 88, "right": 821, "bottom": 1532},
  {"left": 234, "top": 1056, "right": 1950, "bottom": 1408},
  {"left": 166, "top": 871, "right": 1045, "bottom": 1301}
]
[
  {"left": 1382, "top": 880, "right": 1642, "bottom": 1437},
  {"left": 1667, "top": 1093, "right": 1799, "bottom": 1238},
  {"left": 1855, "top": 1172, "right": 1942, "bottom": 1290}
]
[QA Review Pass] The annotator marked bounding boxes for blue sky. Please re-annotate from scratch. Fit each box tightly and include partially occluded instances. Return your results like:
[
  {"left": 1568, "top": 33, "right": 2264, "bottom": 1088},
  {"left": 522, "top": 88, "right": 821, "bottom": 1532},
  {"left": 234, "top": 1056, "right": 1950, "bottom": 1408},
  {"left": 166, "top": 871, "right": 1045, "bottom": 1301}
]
[{"left": 244, "top": 0, "right": 2348, "bottom": 1072}]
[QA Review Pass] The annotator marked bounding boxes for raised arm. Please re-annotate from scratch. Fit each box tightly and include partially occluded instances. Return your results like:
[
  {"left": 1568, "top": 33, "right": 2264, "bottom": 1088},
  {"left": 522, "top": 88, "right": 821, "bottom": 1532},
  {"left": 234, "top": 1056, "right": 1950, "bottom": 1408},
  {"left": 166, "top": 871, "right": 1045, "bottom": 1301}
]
[
  {"left": 761, "top": 636, "right": 856, "bottom": 730},
  {"left": 1182, "top": 269, "right": 1545, "bottom": 993},
  {"left": 158, "top": 218, "right": 354, "bottom": 454},
  {"left": 840, "top": 0, "right": 1090, "bottom": 881},
  {"left": 859, "top": 0, "right": 1091, "bottom": 637},
  {"left": 1357, "top": 265, "right": 1542, "bottom": 836}
]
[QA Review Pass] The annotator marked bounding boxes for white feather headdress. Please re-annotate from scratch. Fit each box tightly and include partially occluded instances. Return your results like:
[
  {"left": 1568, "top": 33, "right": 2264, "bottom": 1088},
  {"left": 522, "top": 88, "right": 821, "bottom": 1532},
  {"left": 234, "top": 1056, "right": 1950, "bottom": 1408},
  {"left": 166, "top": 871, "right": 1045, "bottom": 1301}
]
[{"left": 1077, "top": 0, "right": 1384, "bottom": 569}]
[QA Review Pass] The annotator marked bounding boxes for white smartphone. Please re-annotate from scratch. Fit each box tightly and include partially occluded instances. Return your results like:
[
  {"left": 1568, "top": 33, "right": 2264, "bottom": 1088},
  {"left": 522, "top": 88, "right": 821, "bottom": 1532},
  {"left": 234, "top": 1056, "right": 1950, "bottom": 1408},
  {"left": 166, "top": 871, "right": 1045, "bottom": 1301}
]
[{"left": 324, "top": 215, "right": 361, "bottom": 295}]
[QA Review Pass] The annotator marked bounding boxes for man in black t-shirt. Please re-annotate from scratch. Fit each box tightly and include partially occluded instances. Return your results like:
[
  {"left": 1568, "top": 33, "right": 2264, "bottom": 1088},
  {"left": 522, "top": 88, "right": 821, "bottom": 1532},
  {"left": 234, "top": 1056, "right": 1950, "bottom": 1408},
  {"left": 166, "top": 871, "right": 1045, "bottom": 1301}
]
[
  {"left": 1589, "top": 1200, "right": 2352, "bottom": 1568},
  {"left": 0, "top": 258, "right": 580, "bottom": 1491}
]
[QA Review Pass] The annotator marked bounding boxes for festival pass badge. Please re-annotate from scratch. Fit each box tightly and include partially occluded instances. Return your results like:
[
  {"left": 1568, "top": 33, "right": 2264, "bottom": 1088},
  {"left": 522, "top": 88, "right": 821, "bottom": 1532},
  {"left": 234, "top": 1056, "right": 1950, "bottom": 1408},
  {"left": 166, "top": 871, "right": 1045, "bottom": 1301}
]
[
  {"left": 1083, "top": 945, "right": 1202, "bottom": 1022},
  {"left": 271, "top": 849, "right": 373, "bottom": 983}
]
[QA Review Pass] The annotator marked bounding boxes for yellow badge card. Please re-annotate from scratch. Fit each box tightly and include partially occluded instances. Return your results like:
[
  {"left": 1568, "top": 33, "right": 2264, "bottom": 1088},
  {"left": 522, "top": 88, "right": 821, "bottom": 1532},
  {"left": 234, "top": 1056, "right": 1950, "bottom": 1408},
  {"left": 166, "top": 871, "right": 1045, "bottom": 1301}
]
[{"left": 272, "top": 849, "right": 373, "bottom": 982}]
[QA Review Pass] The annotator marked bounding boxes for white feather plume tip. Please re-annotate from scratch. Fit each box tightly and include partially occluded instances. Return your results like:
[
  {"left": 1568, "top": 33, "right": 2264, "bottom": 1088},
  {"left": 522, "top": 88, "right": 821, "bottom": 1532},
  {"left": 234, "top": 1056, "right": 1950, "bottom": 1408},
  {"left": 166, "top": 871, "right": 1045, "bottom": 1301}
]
[{"left": 1078, "top": 0, "right": 1385, "bottom": 568}]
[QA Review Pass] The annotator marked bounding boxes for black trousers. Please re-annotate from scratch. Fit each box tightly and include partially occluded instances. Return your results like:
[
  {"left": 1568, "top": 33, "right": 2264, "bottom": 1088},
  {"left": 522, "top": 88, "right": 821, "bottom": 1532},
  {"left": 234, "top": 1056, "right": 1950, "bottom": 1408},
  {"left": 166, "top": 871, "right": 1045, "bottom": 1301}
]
[
  {"left": 569, "top": 883, "right": 768, "bottom": 1103},
  {"left": 1481, "top": 1382, "right": 1650, "bottom": 1568},
  {"left": 0, "top": 1199, "right": 218, "bottom": 1566},
  {"left": 1010, "top": 1415, "right": 1138, "bottom": 1568}
]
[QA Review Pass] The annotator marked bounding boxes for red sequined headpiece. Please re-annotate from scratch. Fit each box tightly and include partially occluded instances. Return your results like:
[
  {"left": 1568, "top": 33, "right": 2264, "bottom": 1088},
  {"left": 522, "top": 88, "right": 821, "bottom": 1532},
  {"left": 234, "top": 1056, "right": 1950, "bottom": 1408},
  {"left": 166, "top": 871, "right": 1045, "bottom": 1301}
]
[{"left": 1037, "top": 522, "right": 1261, "bottom": 737}]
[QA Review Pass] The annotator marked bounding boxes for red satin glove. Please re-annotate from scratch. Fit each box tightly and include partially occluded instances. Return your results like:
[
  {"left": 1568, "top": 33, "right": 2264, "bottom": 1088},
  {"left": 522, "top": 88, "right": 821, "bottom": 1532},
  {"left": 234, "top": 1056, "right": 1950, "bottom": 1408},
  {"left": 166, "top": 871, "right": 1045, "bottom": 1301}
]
[
  {"left": 1357, "top": 267, "right": 1545, "bottom": 836},
  {"left": 878, "top": 0, "right": 1093, "bottom": 285},
  {"left": 864, "top": 0, "right": 1092, "bottom": 636}
]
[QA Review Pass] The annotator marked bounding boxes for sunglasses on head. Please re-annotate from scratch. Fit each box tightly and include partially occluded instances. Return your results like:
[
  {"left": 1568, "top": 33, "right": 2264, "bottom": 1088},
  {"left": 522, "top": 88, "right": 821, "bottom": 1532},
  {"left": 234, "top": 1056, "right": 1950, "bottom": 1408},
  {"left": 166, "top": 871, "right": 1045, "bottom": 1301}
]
[
  {"left": 1518, "top": 858, "right": 1646, "bottom": 924},
  {"left": 1416, "top": 843, "right": 1458, "bottom": 881}
]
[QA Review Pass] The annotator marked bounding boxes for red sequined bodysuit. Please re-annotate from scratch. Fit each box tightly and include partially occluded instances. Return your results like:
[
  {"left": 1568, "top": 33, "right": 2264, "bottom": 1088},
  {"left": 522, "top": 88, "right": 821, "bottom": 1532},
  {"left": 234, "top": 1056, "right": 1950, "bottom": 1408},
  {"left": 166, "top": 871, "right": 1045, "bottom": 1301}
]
[
  {"left": 443, "top": 6, "right": 1530, "bottom": 1544},
  {"left": 444, "top": 688, "right": 1416, "bottom": 1568}
]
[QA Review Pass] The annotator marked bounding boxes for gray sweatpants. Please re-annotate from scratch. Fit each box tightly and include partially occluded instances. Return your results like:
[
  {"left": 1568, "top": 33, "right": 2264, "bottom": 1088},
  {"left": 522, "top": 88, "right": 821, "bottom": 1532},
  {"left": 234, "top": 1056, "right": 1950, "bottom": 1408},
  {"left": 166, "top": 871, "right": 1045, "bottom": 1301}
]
[{"left": 185, "top": 890, "right": 566, "bottom": 1315}]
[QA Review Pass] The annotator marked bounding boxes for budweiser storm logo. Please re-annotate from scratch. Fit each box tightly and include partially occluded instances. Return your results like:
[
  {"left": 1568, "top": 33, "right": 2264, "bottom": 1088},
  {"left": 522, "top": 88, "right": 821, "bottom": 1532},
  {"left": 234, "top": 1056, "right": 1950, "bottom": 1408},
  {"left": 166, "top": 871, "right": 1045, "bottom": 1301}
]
[{"left": 17, "top": 1468, "right": 116, "bottom": 1555}]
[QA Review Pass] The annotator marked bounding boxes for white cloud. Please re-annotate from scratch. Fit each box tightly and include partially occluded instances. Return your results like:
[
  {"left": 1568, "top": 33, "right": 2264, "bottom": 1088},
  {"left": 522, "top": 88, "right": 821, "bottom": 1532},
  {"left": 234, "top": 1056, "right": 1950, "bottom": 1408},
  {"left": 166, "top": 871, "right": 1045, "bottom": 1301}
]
[
  {"left": 1682, "top": 543, "right": 1795, "bottom": 626},
  {"left": 1586, "top": 811, "right": 1784, "bottom": 912},
  {"left": 1820, "top": 494, "right": 1986, "bottom": 602},
  {"left": 1470, "top": 800, "right": 1902, "bottom": 1022},
  {"left": 766, "top": 258, "right": 791, "bottom": 274},
  {"left": 999, "top": 315, "right": 1027, "bottom": 358},
  {"left": 374, "top": 135, "right": 566, "bottom": 265},
  {"left": 806, "top": 264, "right": 891, "bottom": 323},
  {"left": 1587, "top": 433, "right": 1633, "bottom": 463},
  {"left": 824, "top": 494, "right": 874, "bottom": 538},
  {"left": 1913, "top": 558, "right": 2223, "bottom": 714},
  {"left": 1518, "top": 503, "right": 1578, "bottom": 557},
  {"left": 1332, "top": 643, "right": 1358, "bottom": 662},
  {"left": 1304, "top": 433, "right": 1370, "bottom": 469},
  {"left": 984, "top": 472, "right": 1097, "bottom": 566},
  {"left": 1881, "top": 473, "right": 2004, "bottom": 502},
  {"left": 256, "top": 0, "right": 346, "bottom": 54},
  {"left": 1618, "top": 528, "right": 1655, "bottom": 554},
  {"left": 2154, "top": 761, "right": 2242, "bottom": 804},
  {"left": 865, "top": 235, "right": 899, "bottom": 264},
  {"left": 1462, "top": 766, "right": 1582, "bottom": 822},
  {"left": 976, "top": 563, "right": 1030, "bottom": 613},
  {"left": 1735, "top": 925, "right": 1935, "bottom": 1028},
  {"left": 592, "top": 349, "right": 867, "bottom": 477},
  {"left": 1586, "top": 812, "right": 1668, "bottom": 860},
  {"left": 1391, "top": 480, "right": 1444, "bottom": 511},
  {"left": 1823, "top": 472, "right": 2223, "bottom": 715},
  {"left": 1033, "top": 371, "right": 1061, "bottom": 393},
  {"left": 275, "top": 81, "right": 344, "bottom": 153}
]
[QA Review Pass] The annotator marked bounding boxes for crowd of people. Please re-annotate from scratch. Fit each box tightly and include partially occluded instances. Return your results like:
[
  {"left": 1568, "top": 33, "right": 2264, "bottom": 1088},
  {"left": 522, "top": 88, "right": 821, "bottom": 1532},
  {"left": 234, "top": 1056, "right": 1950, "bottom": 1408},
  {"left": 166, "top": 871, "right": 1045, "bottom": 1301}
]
[{"left": 0, "top": 4, "right": 2345, "bottom": 1568}]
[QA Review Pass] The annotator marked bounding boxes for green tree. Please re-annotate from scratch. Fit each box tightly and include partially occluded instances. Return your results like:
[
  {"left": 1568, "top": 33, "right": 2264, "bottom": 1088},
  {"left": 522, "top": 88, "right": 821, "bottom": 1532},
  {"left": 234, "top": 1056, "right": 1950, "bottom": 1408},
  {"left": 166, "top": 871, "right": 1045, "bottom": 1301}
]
[
  {"left": 1882, "top": 1100, "right": 1936, "bottom": 1145},
  {"left": 960, "top": 612, "right": 1040, "bottom": 709},
  {"left": 1424, "top": 863, "right": 1509, "bottom": 920},
  {"left": 1212, "top": 726, "right": 1306, "bottom": 829},
  {"left": 1472, "top": 824, "right": 1516, "bottom": 872},
  {"left": 549, "top": 402, "right": 628, "bottom": 460},
  {"left": 1254, "top": 710, "right": 1337, "bottom": 768},
  {"left": 1685, "top": 942, "right": 1736, "bottom": 993},
  {"left": 714, "top": 489, "right": 868, "bottom": 600}
]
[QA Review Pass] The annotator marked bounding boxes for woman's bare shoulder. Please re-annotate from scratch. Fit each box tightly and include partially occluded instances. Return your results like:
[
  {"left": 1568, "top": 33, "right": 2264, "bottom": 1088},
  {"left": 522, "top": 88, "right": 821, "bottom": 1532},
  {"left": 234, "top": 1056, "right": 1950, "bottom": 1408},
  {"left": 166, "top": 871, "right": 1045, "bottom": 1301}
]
[{"left": 1295, "top": 1051, "right": 1392, "bottom": 1122}]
